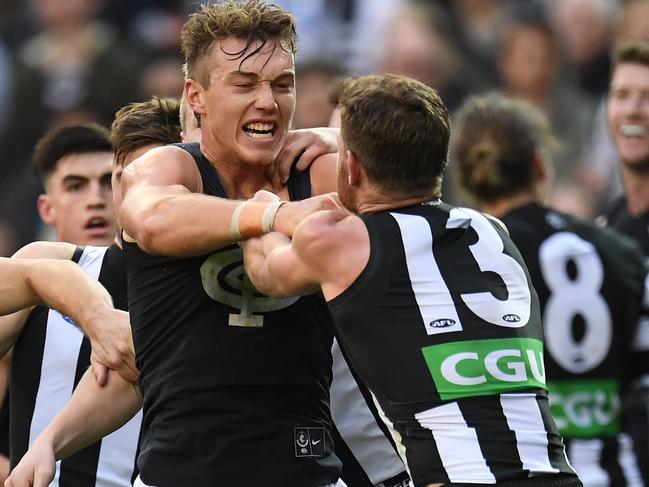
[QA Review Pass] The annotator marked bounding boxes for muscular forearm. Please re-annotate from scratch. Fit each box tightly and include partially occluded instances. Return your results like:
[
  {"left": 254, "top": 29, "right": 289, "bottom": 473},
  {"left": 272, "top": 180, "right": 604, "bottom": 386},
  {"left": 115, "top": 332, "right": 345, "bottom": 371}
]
[
  {"left": 40, "top": 368, "right": 142, "bottom": 459},
  {"left": 0, "top": 259, "right": 112, "bottom": 318},
  {"left": 122, "top": 188, "right": 268, "bottom": 257}
]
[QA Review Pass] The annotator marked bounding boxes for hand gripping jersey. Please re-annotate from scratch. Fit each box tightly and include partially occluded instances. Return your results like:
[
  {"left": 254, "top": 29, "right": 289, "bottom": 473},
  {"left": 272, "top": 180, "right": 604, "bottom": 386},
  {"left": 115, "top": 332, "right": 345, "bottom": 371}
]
[
  {"left": 503, "top": 202, "right": 649, "bottom": 486},
  {"left": 124, "top": 143, "right": 341, "bottom": 487},
  {"left": 11, "top": 245, "right": 142, "bottom": 487},
  {"left": 327, "top": 202, "right": 579, "bottom": 487}
]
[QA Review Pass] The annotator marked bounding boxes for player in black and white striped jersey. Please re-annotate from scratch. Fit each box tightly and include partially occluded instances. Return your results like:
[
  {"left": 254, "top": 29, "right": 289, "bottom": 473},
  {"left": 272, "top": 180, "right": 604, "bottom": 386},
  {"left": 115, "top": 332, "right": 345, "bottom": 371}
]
[
  {"left": 331, "top": 340, "right": 410, "bottom": 487},
  {"left": 241, "top": 74, "right": 581, "bottom": 487},
  {"left": 4, "top": 101, "right": 183, "bottom": 487},
  {"left": 453, "top": 92, "right": 648, "bottom": 486}
]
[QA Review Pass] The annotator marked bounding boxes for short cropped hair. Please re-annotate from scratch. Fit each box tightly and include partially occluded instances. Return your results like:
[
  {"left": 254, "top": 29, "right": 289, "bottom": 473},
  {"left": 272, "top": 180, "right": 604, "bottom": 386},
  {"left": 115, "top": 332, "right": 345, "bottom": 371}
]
[
  {"left": 337, "top": 74, "right": 450, "bottom": 196},
  {"left": 32, "top": 124, "right": 112, "bottom": 181},
  {"left": 613, "top": 40, "right": 649, "bottom": 70},
  {"left": 110, "top": 97, "right": 181, "bottom": 167},
  {"left": 451, "top": 92, "right": 555, "bottom": 202},
  {"left": 181, "top": 0, "right": 297, "bottom": 87}
]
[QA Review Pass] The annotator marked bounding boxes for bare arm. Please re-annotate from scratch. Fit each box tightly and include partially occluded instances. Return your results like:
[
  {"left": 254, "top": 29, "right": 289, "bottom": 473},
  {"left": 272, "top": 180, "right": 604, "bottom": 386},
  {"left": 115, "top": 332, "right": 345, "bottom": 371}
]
[
  {"left": 0, "top": 242, "right": 76, "bottom": 357},
  {"left": 0, "top": 258, "right": 112, "bottom": 318},
  {"left": 5, "top": 369, "right": 142, "bottom": 487},
  {"left": 243, "top": 209, "right": 362, "bottom": 299},
  {"left": 0, "top": 242, "right": 137, "bottom": 384},
  {"left": 121, "top": 145, "right": 290, "bottom": 257}
]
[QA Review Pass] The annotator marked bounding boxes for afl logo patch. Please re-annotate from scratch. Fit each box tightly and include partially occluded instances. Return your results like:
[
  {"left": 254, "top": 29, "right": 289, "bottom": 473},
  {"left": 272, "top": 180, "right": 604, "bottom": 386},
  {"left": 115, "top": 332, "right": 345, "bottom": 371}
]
[
  {"left": 502, "top": 314, "right": 521, "bottom": 323},
  {"left": 200, "top": 248, "right": 298, "bottom": 312},
  {"left": 429, "top": 318, "right": 456, "bottom": 328}
]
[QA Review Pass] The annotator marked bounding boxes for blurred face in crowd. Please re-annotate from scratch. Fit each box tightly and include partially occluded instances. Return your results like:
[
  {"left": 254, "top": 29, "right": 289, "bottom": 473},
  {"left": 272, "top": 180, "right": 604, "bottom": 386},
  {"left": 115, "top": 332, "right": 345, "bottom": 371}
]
[
  {"left": 32, "top": 0, "right": 101, "bottom": 29},
  {"left": 608, "top": 62, "right": 649, "bottom": 172},
  {"left": 186, "top": 37, "right": 296, "bottom": 169},
  {"left": 294, "top": 69, "right": 336, "bottom": 129},
  {"left": 38, "top": 151, "right": 115, "bottom": 245},
  {"left": 500, "top": 25, "right": 556, "bottom": 100}
]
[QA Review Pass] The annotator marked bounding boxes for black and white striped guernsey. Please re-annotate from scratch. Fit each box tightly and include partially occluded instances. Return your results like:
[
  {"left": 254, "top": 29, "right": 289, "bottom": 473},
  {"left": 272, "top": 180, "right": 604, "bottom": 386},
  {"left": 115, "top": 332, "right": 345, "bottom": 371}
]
[
  {"left": 10, "top": 244, "right": 142, "bottom": 487},
  {"left": 503, "top": 202, "right": 649, "bottom": 486},
  {"left": 330, "top": 338, "right": 410, "bottom": 487},
  {"left": 327, "top": 202, "right": 580, "bottom": 486}
]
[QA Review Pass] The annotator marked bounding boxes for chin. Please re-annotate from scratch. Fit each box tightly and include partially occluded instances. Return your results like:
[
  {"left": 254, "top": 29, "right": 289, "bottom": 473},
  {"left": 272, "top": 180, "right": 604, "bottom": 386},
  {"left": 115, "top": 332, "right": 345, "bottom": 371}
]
[{"left": 622, "top": 158, "right": 649, "bottom": 174}]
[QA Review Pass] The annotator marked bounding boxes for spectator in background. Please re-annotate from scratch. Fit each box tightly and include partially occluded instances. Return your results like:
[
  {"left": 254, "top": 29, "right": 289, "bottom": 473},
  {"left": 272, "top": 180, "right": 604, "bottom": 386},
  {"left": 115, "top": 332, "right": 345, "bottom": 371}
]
[
  {"left": 446, "top": 0, "right": 510, "bottom": 88},
  {"left": 548, "top": 0, "right": 619, "bottom": 100},
  {"left": 17, "top": 0, "right": 143, "bottom": 127},
  {"left": 382, "top": 2, "right": 488, "bottom": 113},
  {"left": 274, "top": 0, "right": 404, "bottom": 74},
  {"left": 293, "top": 61, "right": 340, "bottom": 129},
  {"left": 617, "top": 0, "right": 649, "bottom": 42},
  {"left": 498, "top": 17, "right": 596, "bottom": 216}
]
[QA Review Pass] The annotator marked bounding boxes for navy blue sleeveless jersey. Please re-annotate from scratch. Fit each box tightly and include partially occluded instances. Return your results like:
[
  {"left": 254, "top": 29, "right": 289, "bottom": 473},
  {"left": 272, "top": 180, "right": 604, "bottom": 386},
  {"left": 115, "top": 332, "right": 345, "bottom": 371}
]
[{"left": 125, "top": 143, "right": 341, "bottom": 486}]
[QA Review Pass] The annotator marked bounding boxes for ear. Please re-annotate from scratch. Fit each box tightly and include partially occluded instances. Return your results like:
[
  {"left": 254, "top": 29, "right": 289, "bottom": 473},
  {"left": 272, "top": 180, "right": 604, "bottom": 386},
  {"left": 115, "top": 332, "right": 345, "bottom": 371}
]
[
  {"left": 37, "top": 194, "right": 56, "bottom": 226},
  {"left": 185, "top": 78, "right": 207, "bottom": 117},
  {"left": 531, "top": 152, "right": 547, "bottom": 184},
  {"left": 347, "top": 150, "right": 363, "bottom": 186}
]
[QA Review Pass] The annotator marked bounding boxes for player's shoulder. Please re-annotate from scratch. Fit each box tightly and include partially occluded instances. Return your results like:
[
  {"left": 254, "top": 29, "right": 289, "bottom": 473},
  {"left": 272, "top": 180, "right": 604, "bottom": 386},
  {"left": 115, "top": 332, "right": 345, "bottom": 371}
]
[
  {"left": 122, "top": 143, "right": 199, "bottom": 189},
  {"left": 11, "top": 241, "right": 77, "bottom": 260}
]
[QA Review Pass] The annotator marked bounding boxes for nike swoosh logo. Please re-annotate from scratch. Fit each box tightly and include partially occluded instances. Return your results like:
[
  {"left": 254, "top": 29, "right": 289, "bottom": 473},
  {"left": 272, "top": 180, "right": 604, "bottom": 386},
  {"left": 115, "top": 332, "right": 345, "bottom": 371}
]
[{"left": 311, "top": 439, "right": 322, "bottom": 445}]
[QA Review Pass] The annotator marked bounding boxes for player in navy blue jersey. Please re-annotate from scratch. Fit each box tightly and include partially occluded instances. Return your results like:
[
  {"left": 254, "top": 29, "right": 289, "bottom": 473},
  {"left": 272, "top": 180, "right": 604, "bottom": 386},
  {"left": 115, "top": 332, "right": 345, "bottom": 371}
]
[{"left": 453, "top": 92, "right": 649, "bottom": 486}]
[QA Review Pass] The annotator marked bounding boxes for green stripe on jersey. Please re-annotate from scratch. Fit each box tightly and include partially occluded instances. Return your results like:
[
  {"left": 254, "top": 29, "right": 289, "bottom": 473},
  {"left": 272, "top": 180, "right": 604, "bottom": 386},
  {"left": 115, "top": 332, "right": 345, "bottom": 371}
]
[
  {"left": 547, "top": 379, "right": 621, "bottom": 438},
  {"left": 422, "top": 338, "right": 546, "bottom": 400}
]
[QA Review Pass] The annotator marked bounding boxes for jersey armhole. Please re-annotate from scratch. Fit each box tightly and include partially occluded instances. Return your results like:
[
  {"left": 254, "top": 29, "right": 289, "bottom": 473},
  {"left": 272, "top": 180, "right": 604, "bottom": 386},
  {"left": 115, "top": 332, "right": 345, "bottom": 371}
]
[
  {"left": 326, "top": 216, "right": 380, "bottom": 310},
  {"left": 71, "top": 246, "right": 85, "bottom": 263}
]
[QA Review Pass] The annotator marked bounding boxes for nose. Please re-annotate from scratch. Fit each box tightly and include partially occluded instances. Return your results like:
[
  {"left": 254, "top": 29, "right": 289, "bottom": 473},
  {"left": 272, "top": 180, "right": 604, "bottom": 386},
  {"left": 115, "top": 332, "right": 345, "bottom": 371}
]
[
  {"left": 255, "top": 82, "right": 278, "bottom": 112},
  {"left": 87, "top": 180, "right": 108, "bottom": 209},
  {"left": 623, "top": 93, "right": 644, "bottom": 118}
]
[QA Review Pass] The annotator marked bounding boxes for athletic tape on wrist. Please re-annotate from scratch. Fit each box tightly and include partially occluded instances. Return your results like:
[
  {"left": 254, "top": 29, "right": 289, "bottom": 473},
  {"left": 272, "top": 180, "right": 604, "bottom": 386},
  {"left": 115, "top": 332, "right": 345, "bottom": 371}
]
[
  {"left": 262, "top": 201, "right": 286, "bottom": 234},
  {"left": 230, "top": 201, "right": 247, "bottom": 242}
]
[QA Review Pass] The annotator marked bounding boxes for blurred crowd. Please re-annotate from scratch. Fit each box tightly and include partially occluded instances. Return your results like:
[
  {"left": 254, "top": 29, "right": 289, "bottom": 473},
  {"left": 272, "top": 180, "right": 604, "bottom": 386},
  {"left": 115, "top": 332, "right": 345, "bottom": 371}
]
[{"left": 0, "top": 0, "right": 647, "bottom": 256}]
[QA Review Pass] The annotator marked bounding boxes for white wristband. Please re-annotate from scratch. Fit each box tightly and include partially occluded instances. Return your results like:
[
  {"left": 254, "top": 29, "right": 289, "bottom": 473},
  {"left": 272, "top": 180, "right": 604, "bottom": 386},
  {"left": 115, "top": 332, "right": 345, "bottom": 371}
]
[
  {"left": 230, "top": 201, "right": 247, "bottom": 241},
  {"left": 261, "top": 201, "right": 286, "bottom": 234}
]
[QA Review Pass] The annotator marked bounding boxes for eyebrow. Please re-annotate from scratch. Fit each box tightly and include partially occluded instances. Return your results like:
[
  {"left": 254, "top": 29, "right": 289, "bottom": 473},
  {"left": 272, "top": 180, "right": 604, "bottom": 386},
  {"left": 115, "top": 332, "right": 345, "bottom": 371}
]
[
  {"left": 227, "top": 70, "right": 295, "bottom": 81},
  {"left": 61, "top": 174, "right": 89, "bottom": 185}
]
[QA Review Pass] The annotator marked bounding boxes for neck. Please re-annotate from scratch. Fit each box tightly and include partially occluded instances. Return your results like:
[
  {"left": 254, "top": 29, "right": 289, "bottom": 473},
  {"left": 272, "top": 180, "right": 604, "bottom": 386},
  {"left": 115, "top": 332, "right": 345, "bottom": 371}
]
[
  {"left": 200, "top": 143, "right": 281, "bottom": 199},
  {"left": 357, "top": 189, "right": 439, "bottom": 214},
  {"left": 479, "top": 191, "right": 536, "bottom": 218},
  {"left": 621, "top": 166, "right": 649, "bottom": 216}
]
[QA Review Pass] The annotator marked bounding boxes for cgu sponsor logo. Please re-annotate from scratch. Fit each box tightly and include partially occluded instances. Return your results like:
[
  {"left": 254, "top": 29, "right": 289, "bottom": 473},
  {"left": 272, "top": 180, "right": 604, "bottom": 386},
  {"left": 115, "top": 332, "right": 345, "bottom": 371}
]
[
  {"left": 548, "top": 379, "right": 621, "bottom": 437},
  {"left": 422, "top": 337, "right": 546, "bottom": 400}
]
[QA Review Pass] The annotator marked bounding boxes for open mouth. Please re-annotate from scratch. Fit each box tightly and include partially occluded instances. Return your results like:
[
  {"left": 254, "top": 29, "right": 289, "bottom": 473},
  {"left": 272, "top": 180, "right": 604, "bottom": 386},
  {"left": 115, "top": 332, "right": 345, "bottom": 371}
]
[
  {"left": 243, "top": 122, "right": 275, "bottom": 139},
  {"left": 84, "top": 217, "right": 109, "bottom": 233},
  {"left": 619, "top": 124, "right": 647, "bottom": 138}
]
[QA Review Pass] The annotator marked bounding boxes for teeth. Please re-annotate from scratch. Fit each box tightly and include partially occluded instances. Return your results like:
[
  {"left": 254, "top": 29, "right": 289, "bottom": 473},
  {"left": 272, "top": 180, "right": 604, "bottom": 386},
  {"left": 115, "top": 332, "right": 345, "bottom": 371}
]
[
  {"left": 620, "top": 124, "right": 647, "bottom": 137},
  {"left": 247, "top": 131, "right": 273, "bottom": 139},
  {"left": 244, "top": 122, "right": 274, "bottom": 132}
]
